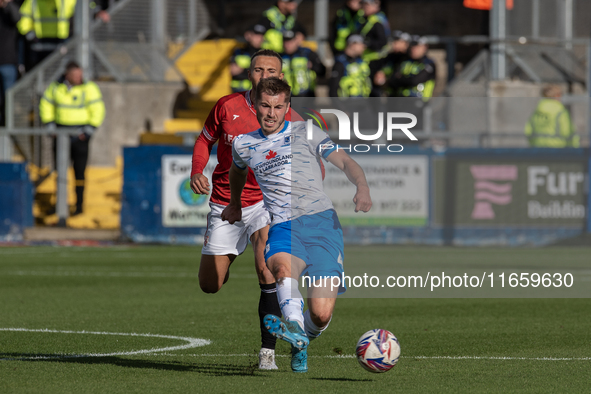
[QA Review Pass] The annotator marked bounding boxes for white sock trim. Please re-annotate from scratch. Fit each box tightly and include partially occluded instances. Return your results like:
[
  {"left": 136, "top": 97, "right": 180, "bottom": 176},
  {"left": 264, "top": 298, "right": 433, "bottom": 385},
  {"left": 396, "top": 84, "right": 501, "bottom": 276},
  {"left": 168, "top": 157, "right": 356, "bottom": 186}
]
[{"left": 276, "top": 277, "right": 304, "bottom": 328}]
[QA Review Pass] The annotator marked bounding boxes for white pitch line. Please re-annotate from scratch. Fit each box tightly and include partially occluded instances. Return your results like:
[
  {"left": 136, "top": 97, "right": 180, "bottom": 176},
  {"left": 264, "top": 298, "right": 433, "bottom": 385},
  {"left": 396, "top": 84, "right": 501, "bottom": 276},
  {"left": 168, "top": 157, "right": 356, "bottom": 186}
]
[
  {"left": 0, "top": 328, "right": 211, "bottom": 360},
  {"left": 148, "top": 353, "right": 591, "bottom": 361}
]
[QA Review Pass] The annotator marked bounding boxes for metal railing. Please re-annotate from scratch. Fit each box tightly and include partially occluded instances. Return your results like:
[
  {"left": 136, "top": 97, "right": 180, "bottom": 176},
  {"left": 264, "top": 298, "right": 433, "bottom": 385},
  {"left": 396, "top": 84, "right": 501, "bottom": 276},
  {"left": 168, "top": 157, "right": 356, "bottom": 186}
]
[{"left": 1, "top": 0, "right": 211, "bottom": 164}]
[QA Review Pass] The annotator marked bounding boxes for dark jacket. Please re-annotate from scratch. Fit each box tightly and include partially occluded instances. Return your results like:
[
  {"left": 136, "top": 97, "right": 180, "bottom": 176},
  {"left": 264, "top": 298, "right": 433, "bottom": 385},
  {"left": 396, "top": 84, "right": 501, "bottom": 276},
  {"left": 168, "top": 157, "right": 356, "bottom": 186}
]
[{"left": 0, "top": 1, "right": 21, "bottom": 65}]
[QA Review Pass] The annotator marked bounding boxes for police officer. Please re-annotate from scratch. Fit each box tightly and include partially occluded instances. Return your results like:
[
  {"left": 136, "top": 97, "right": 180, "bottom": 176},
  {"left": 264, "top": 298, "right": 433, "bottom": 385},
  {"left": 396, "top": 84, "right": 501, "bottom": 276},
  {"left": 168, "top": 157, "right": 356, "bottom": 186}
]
[
  {"left": 230, "top": 24, "right": 266, "bottom": 93},
  {"left": 40, "top": 61, "right": 106, "bottom": 215},
  {"left": 18, "top": 0, "right": 77, "bottom": 71},
  {"left": 359, "top": 0, "right": 390, "bottom": 62},
  {"left": 281, "top": 30, "right": 325, "bottom": 97},
  {"left": 330, "top": 0, "right": 365, "bottom": 56},
  {"left": 524, "top": 85, "right": 579, "bottom": 148},
  {"left": 258, "top": 0, "right": 305, "bottom": 54},
  {"left": 329, "top": 34, "right": 371, "bottom": 98},
  {"left": 370, "top": 30, "right": 411, "bottom": 97},
  {"left": 388, "top": 36, "right": 436, "bottom": 99}
]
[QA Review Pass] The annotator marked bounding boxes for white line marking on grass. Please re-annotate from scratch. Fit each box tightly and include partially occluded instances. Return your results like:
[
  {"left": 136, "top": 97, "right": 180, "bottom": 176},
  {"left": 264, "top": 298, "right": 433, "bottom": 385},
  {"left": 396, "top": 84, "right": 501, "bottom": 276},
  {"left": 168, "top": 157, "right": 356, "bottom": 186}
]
[
  {"left": 412, "top": 356, "right": 591, "bottom": 361},
  {"left": 151, "top": 353, "right": 591, "bottom": 361},
  {"left": 0, "top": 328, "right": 211, "bottom": 360}
]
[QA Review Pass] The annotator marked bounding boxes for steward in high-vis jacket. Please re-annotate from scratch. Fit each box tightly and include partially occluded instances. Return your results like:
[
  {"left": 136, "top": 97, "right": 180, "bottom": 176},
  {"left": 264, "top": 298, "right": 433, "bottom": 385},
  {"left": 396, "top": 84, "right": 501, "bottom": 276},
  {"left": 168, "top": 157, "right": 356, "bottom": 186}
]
[
  {"left": 524, "top": 85, "right": 579, "bottom": 148},
  {"left": 230, "top": 24, "right": 266, "bottom": 93},
  {"left": 370, "top": 30, "right": 411, "bottom": 97},
  {"left": 388, "top": 36, "right": 436, "bottom": 99},
  {"left": 330, "top": 0, "right": 365, "bottom": 55},
  {"left": 281, "top": 30, "right": 325, "bottom": 97},
  {"left": 40, "top": 61, "right": 106, "bottom": 215},
  {"left": 258, "top": 0, "right": 304, "bottom": 54},
  {"left": 359, "top": 0, "right": 390, "bottom": 62},
  {"left": 18, "top": 0, "right": 77, "bottom": 70},
  {"left": 329, "top": 34, "right": 371, "bottom": 98}
]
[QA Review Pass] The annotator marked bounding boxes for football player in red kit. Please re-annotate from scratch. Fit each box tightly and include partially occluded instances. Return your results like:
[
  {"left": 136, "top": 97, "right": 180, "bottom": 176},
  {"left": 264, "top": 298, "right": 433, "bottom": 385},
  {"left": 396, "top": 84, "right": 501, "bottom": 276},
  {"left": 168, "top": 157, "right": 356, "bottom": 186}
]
[{"left": 190, "top": 49, "right": 300, "bottom": 370}]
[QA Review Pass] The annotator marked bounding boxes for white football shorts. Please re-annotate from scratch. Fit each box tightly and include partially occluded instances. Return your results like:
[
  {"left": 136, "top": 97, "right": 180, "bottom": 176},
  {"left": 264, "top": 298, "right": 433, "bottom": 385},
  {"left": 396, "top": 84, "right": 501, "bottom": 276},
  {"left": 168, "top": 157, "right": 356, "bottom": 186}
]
[{"left": 201, "top": 200, "right": 270, "bottom": 256}]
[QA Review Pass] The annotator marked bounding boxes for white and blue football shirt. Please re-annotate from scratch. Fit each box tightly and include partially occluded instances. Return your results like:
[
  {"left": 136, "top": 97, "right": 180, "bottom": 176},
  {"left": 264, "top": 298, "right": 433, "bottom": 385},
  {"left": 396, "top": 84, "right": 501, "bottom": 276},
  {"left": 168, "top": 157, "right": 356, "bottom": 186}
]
[{"left": 232, "top": 120, "right": 337, "bottom": 225}]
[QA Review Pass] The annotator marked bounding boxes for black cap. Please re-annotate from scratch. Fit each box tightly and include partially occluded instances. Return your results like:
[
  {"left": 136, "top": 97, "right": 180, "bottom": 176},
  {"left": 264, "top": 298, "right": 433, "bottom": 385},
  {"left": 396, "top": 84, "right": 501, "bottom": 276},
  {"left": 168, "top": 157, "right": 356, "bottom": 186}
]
[
  {"left": 247, "top": 24, "right": 267, "bottom": 35},
  {"left": 283, "top": 30, "right": 297, "bottom": 41},
  {"left": 346, "top": 34, "right": 365, "bottom": 45},
  {"left": 410, "top": 35, "right": 428, "bottom": 46},
  {"left": 392, "top": 30, "right": 411, "bottom": 42}
]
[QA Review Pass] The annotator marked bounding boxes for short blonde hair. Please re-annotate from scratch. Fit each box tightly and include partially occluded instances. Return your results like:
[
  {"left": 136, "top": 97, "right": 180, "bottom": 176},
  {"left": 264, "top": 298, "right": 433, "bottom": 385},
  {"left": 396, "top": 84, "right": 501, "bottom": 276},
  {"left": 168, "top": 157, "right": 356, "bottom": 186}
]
[{"left": 542, "top": 85, "right": 562, "bottom": 98}]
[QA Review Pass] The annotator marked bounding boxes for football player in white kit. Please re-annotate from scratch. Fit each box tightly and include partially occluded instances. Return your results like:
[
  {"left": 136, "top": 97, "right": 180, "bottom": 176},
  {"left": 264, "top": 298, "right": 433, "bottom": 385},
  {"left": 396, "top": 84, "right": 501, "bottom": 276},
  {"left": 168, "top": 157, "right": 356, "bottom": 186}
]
[{"left": 222, "top": 77, "right": 372, "bottom": 372}]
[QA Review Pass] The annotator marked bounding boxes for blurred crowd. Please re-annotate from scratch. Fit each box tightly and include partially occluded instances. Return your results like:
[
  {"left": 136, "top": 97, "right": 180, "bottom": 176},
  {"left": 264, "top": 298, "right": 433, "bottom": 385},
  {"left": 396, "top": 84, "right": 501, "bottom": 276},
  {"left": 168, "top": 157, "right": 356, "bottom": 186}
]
[
  {"left": 230, "top": 0, "right": 436, "bottom": 100},
  {"left": 0, "top": 0, "right": 113, "bottom": 126}
]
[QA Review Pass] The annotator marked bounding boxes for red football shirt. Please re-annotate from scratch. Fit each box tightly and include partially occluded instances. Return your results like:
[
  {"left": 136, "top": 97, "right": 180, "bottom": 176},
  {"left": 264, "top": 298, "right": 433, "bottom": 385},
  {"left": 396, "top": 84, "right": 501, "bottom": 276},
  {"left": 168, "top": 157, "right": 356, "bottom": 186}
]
[{"left": 191, "top": 90, "right": 299, "bottom": 207}]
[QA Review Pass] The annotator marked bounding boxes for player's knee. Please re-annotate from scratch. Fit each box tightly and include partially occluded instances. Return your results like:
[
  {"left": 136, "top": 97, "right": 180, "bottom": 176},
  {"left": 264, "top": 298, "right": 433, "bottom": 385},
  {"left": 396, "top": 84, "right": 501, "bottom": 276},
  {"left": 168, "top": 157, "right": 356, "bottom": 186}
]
[
  {"left": 199, "top": 276, "right": 222, "bottom": 294},
  {"left": 272, "top": 265, "right": 290, "bottom": 280},
  {"left": 310, "top": 310, "right": 332, "bottom": 328}
]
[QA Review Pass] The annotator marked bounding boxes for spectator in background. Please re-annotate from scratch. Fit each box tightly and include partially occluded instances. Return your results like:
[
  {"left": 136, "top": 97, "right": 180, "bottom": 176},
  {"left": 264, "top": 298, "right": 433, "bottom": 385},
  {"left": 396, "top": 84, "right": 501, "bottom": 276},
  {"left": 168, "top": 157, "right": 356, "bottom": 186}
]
[
  {"left": 0, "top": 0, "right": 20, "bottom": 126},
  {"left": 17, "top": 0, "right": 77, "bottom": 71},
  {"left": 330, "top": 0, "right": 364, "bottom": 56},
  {"left": 230, "top": 24, "right": 266, "bottom": 93},
  {"left": 359, "top": 0, "right": 389, "bottom": 62},
  {"left": 258, "top": 0, "right": 305, "bottom": 54},
  {"left": 388, "top": 36, "right": 436, "bottom": 99},
  {"left": 329, "top": 34, "right": 371, "bottom": 98},
  {"left": 370, "top": 30, "right": 410, "bottom": 97},
  {"left": 40, "top": 61, "right": 105, "bottom": 215},
  {"left": 281, "top": 30, "right": 325, "bottom": 97},
  {"left": 525, "top": 85, "right": 578, "bottom": 148},
  {"left": 91, "top": 0, "right": 115, "bottom": 23}
]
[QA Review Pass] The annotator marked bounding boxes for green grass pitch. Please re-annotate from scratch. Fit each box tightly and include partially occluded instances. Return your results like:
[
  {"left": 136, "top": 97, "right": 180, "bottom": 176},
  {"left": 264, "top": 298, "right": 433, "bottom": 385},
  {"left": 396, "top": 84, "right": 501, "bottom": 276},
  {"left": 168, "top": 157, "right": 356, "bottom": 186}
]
[{"left": 1, "top": 245, "right": 590, "bottom": 393}]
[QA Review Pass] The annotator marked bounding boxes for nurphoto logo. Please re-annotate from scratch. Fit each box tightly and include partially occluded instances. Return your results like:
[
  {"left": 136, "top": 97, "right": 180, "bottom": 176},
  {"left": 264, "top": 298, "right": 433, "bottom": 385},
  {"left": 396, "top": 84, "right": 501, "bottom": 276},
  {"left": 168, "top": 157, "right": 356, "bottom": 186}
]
[{"left": 305, "top": 108, "right": 418, "bottom": 153}]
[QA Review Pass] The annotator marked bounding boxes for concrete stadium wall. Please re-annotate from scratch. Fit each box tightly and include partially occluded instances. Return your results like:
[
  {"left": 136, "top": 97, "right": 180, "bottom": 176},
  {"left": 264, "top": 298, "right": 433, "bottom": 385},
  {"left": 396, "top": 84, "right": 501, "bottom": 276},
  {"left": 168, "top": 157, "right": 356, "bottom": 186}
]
[{"left": 89, "top": 82, "right": 185, "bottom": 167}]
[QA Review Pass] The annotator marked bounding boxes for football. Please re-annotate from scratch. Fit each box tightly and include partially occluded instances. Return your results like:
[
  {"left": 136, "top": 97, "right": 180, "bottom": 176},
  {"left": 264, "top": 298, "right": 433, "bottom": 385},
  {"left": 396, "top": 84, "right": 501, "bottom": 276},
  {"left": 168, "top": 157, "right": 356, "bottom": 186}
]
[{"left": 355, "top": 329, "right": 401, "bottom": 373}]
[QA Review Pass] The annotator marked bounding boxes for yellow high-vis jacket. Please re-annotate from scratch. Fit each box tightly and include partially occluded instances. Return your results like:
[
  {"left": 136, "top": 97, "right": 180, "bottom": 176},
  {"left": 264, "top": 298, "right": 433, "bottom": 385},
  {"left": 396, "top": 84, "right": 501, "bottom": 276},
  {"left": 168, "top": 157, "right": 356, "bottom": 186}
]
[
  {"left": 18, "top": 0, "right": 77, "bottom": 39},
  {"left": 40, "top": 79, "right": 105, "bottom": 128},
  {"left": 524, "top": 98, "right": 579, "bottom": 148}
]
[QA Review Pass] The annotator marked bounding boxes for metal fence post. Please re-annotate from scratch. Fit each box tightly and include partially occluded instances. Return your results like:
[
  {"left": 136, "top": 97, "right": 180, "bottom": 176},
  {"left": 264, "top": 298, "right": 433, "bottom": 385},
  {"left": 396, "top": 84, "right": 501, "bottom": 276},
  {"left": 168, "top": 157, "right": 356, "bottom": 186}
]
[
  {"left": 560, "top": 0, "right": 574, "bottom": 50},
  {"left": 314, "top": 0, "right": 329, "bottom": 60},
  {"left": 188, "top": 0, "right": 197, "bottom": 41},
  {"left": 490, "top": 0, "right": 506, "bottom": 80},
  {"left": 0, "top": 89, "right": 14, "bottom": 161},
  {"left": 531, "top": 0, "right": 540, "bottom": 39},
  {"left": 56, "top": 132, "right": 70, "bottom": 227},
  {"left": 75, "top": 0, "right": 92, "bottom": 79},
  {"left": 151, "top": 0, "right": 167, "bottom": 81}
]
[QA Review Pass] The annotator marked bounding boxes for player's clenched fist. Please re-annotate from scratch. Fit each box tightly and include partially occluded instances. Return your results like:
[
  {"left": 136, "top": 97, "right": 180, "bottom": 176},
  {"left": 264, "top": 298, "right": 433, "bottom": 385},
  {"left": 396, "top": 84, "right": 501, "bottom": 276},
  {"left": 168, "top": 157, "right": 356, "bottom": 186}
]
[
  {"left": 221, "top": 203, "right": 242, "bottom": 225},
  {"left": 353, "top": 186, "right": 372, "bottom": 213},
  {"left": 190, "top": 173, "right": 210, "bottom": 194}
]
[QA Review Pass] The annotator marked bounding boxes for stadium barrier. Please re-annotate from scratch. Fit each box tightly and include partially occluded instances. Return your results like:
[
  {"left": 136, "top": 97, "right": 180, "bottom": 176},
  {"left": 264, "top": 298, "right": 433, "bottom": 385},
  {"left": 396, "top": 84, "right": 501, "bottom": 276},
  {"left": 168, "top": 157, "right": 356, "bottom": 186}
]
[
  {"left": 0, "top": 163, "right": 34, "bottom": 241},
  {"left": 120, "top": 145, "right": 589, "bottom": 246}
]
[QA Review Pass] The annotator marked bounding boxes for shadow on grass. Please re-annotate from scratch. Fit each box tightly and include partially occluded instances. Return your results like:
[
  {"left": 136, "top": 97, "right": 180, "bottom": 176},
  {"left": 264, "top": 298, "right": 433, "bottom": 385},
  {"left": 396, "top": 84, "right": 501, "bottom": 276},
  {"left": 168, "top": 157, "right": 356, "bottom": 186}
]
[
  {"left": 311, "top": 377, "right": 374, "bottom": 382},
  {"left": 0, "top": 353, "right": 261, "bottom": 377}
]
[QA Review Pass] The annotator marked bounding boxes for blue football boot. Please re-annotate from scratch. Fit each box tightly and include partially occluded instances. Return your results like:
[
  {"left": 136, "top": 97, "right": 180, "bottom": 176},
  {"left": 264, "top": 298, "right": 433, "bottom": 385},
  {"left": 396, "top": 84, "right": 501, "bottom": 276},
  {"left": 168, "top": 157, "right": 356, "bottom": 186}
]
[
  {"left": 290, "top": 344, "right": 308, "bottom": 373},
  {"left": 263, "top": 314, "right": 309, "bottom": 350}
]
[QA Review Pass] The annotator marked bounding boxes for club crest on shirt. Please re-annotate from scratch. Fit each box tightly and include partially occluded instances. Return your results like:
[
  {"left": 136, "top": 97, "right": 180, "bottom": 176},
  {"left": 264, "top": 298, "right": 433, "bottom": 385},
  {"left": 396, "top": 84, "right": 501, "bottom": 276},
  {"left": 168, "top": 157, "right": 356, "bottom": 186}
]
[{"left": 284, "top": 134, "right": 295, "bottom": 145}]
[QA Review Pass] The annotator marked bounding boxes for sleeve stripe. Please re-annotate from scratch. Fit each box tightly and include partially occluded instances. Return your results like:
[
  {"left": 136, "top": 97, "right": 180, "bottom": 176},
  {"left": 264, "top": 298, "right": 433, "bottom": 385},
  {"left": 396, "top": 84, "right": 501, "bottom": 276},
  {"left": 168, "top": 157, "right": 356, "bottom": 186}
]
[
  {"left": 317, "top": 137, "right": 337, "bottom": 158},
  {"left": 233, "top": 158, "right": 247, "bottom": 170},
  {"left": 201, "top": 126, "right": 214, "bottom": 141},
  {"left": 321, "top": 146, "right": 337, "bottom": 159}
]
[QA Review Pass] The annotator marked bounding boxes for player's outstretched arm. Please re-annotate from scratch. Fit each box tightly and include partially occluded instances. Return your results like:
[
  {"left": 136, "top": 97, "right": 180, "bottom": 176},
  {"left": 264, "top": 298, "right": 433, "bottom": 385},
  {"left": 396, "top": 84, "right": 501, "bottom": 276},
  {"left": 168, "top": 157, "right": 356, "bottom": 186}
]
[
  {"left": 221, "top": 162, "right": 248, "bottom": 224},
  {"left": 326, "top": 150, "right": 372, "bottom": 213}
]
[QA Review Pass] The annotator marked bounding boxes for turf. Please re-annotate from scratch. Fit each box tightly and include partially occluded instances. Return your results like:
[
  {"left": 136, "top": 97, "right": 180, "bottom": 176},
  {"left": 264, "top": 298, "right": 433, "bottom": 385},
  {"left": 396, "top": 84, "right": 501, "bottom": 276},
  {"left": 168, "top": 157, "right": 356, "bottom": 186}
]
[{"left": 0, "top": 245, "right": 590, "bottom": 393}]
